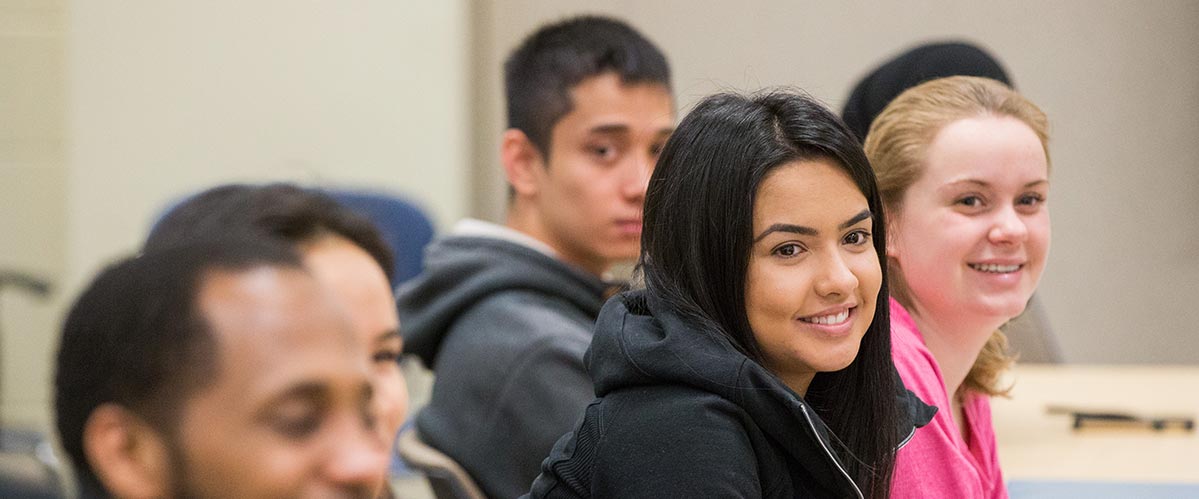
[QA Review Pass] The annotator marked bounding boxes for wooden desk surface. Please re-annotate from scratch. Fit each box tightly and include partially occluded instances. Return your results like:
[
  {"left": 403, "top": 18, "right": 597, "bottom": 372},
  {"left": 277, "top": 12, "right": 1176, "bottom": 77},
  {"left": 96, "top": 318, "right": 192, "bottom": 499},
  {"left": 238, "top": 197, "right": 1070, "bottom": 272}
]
[{"left": 992, "top": 364, "right": 1199, "bottom": 483}]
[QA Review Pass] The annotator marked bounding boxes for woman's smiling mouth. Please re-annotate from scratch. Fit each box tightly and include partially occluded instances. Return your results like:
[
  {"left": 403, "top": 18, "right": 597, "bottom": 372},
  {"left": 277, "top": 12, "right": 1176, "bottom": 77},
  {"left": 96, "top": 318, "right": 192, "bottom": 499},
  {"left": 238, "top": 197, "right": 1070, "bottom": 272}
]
[
  {"left": 799, "top": 308, "right": 852, "bottom": 325},
  {"left": 968, "top": 263, "right": 1023, "bottom": 274}
]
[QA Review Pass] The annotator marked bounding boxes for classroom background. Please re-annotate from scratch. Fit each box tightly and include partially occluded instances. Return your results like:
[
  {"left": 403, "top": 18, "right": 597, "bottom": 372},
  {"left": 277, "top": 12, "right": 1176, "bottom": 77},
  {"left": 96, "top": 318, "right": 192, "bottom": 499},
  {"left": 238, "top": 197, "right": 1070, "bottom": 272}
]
[{"left": 2, "top": 0, "right": 1197, "bottom": 448}]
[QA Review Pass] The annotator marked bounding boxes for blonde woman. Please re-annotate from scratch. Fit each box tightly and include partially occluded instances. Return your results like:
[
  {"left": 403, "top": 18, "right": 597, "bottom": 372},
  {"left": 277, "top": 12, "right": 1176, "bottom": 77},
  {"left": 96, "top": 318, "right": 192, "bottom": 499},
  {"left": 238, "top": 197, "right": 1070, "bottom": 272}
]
[{"left": 865, "top": 76, "right": 1051, "bottom": 498}]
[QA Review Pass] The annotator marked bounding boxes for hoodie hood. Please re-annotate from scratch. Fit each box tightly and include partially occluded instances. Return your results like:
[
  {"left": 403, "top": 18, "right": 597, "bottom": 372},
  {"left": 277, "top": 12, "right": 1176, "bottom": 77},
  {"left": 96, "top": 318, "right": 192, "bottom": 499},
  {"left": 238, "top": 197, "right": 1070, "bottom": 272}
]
[
  {"left": 398, "top": 235, "right": 609, "bottom": 366},
  {"left": 587, "top": 289, "right": 936, "bottom": 496},
  {"left": 840, "top": 41, "right": 1012, "bottom": 142}
]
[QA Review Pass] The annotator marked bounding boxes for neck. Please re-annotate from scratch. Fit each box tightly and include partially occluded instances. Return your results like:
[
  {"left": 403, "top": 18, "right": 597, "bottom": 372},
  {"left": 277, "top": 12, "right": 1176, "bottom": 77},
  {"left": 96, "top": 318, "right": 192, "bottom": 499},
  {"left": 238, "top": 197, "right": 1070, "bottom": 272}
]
[
  {"left": 905, "top": 301, "right": 1004, "bottom": 398},
  {"left": 779, "top": 371, "right": 814, "bottom": 398},
  {"left": 505, "top": 203, "right": 607, "bottom": 277}
]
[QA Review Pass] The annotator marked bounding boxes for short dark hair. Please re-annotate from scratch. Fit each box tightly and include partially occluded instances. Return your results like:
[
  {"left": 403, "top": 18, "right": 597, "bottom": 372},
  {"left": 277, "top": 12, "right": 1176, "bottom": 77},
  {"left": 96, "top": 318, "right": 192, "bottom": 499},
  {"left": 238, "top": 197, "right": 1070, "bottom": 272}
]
[
  {"left": 54, "top": 238, "right": 303, "bottom": 497},
  {"left": 505, "top": 15, "right": 671, "bottom": 156},
  {"left": 640, "top": 90, "right": 898, "bottom": 498},
  {"left": 145, "top": 183, "right": 395, "bottom": 283}
]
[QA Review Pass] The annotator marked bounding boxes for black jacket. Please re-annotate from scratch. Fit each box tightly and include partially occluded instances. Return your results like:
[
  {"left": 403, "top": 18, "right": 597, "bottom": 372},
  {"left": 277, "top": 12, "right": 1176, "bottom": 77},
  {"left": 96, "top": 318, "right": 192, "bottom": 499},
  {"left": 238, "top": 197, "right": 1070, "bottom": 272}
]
[{"left": 526, "top": 290, "right": 936, "bottom": 498}]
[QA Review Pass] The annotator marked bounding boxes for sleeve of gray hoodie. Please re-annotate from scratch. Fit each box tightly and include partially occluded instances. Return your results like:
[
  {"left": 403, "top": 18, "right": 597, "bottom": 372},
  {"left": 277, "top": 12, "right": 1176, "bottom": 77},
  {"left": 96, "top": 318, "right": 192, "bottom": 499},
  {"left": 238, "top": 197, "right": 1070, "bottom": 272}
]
[{"left": 449, "top": 297, "right": 597, "bottom": 499}]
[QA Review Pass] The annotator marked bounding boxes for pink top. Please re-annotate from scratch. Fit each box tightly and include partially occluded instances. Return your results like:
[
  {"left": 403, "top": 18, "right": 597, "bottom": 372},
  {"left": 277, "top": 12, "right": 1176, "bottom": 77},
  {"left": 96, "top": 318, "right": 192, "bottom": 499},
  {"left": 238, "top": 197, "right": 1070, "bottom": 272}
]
[{"left": 890, "top": 298, "right": 1007, "bottom": 498}]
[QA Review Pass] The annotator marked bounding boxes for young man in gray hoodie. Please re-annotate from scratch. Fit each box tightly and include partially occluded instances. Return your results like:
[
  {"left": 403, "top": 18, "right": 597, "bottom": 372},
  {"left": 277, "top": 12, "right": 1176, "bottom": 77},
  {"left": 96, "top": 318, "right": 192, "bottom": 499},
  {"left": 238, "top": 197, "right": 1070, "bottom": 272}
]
[{"left": 398, "top": 15, "right": 674, "bottom": 499}]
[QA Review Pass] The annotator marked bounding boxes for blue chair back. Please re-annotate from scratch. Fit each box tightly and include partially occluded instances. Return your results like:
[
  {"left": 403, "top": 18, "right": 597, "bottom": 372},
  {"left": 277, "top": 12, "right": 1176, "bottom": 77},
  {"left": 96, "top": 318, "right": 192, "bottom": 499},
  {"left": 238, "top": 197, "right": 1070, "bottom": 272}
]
[{"left": 325, "top": 189, "right": 435, "bottom": 288}]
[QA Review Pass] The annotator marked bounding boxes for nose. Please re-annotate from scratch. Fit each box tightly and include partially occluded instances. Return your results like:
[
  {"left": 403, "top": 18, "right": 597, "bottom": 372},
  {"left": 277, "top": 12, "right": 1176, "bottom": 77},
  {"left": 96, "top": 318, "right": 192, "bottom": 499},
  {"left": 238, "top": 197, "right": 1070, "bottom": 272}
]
[
  {"left": 371, "top": 380, "right": 408, "bottom": 446},
  {"left": 988, "top": 205, "right": 1029, "bottom": 245},
  {"left": 323, "top": 414, "right": 390, "bottom": 493},
  {"left": 814, "top": 250, "right": 859, "bottom": 299},
  {"left": 620, "top": 151, "right": 654, "bottom": 201}
]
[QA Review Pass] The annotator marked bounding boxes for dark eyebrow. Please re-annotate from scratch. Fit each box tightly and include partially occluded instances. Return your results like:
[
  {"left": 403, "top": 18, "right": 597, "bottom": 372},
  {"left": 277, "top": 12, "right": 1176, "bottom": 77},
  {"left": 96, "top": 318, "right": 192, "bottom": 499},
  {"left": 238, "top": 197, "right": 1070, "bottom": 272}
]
[
  {"left": 375, "top": 329, "right": 401, "bottom": 342},
  {"left": 266, "top": 379, "right": 375, "bottom": 407},
  {"left": 839, "top": 210, "right": 873, "bottom": 230},
  {"left": 262, "top": 382, "right": 328, "bottom": 410},
  {"left": 754, "top": 223, "right": 816, "bottom": 243},
  {"left": 589, "top": 124, "right": 630, "bottom": 135},
  {"left": 754, "top": 210, "right": 873, "bottom": 243}
]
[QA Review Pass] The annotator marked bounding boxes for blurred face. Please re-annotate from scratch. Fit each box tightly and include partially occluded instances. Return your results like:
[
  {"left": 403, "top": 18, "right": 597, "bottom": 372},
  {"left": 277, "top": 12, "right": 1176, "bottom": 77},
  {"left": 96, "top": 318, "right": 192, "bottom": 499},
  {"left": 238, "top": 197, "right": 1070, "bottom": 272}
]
[
  {"left": 745, "top": 160, "right": 882, "bottom": 395},
  {"left": 889, "top": 115, "right": 1050, "bottom": 323},
  {"left": 303, "top": 236, "right": 408, "bottom": 449},
  {"left": 529, "top": 72, "right": 673, "bottom": 274},
  {"left": 175, "top": 266, "right": 389, "bottom": 498}
]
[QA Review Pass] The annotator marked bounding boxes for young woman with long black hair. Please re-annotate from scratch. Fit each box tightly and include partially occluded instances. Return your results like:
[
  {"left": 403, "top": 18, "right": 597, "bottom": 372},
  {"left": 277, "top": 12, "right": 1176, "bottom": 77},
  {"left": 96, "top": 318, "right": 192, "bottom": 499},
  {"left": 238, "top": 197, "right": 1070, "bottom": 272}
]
[{"left": 526, "top": 90, "right": 934, "bottom": 498}]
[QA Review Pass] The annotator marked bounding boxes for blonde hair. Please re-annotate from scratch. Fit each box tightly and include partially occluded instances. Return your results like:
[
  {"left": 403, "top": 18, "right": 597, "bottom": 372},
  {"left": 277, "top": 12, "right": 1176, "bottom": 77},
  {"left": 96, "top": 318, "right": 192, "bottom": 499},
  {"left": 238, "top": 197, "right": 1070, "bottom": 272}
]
[{"left": 864, "top": 76, "right": 1049, "bottom": 397}]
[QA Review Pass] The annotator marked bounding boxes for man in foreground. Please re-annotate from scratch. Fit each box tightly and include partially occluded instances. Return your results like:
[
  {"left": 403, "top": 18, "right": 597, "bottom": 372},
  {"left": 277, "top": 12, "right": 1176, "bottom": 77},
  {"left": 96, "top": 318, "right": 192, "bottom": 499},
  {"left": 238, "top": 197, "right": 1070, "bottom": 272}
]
[{"left": 54, "top": 239, "right": 389, "bottom": 498}]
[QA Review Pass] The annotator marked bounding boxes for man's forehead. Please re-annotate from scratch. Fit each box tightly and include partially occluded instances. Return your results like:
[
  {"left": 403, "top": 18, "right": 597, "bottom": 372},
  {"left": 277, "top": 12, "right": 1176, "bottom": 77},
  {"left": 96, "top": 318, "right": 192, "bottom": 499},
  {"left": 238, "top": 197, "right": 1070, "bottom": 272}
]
[
  {"left": 198, "top": 266, "right": 323, "bottom": 332},
  {"left": 566, "top": 75, "right": 673, "bottom": 118},
  {"left": 199, "top": 267, "right": 356, "bottom": 350},
  {"left": 196, "top": 266, "right": 365, "bottom": 393}
]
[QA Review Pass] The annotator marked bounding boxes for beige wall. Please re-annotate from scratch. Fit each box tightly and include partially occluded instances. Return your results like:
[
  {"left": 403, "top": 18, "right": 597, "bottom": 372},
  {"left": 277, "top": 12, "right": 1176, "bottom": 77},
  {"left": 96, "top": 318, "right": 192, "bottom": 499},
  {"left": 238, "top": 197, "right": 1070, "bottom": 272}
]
[
  {"left": 1, "top": 0, "right": 470, "bottom": 429},
  {"left": 67, "top": 0, "right": 472, "bottom": 286},
  {"left": 471, "top": 1, "right": 1199, "bottom": 364},
  {"left": 0, "top": 0, "right": 66, "bottom": 428}
]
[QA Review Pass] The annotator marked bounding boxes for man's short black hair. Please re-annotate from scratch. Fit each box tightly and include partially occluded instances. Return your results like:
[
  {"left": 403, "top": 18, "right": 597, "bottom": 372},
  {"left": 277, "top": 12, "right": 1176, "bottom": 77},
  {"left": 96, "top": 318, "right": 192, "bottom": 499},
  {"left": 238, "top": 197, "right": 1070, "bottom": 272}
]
[
  {"left": 54, "top": 238, "right": 303, "bottom": 497},
  {"left": 505, "top": 15, "right": 672, "bottom": 156},
  {"left": 145, "top": 183, "right": 396, "bottom": 283}
]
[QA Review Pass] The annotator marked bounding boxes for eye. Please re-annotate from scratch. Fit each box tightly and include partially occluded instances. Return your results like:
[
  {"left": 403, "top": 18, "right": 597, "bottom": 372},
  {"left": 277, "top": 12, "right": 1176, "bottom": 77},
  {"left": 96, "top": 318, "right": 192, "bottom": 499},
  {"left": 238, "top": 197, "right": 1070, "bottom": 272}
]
[
  {"left": 843, "top": 229, "right": 872, "bottom": 246},
  {"left": 587, "top": 143, "right": 619, "bottom": 163},
  {"left": 956, "top": 195, "right": 984, "bottom": 208},
  {"left": 1018, "top": 193, "right": 1046, "bottom": 206},
  {"left": 270, "top": 407, "right": 322, "bottom": 440},
  {"left": 373, "top": 349, "right": 400, "bottom": 364},
  {"left": 772, "top": 243, "right": 806, "bottom": 258},
  {"left": 649, "top": 142, "right": 665, "bottom": 158}
]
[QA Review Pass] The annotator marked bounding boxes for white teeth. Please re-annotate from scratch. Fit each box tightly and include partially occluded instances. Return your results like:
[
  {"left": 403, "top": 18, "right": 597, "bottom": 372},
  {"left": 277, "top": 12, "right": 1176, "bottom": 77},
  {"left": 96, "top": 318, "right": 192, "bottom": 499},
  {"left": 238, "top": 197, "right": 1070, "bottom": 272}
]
[
  {"left": 800, "top": 310, "right": 850, "bottom": 325},
  {"left": 970, "top": 263, "right": 1021, "bottom": 273}
]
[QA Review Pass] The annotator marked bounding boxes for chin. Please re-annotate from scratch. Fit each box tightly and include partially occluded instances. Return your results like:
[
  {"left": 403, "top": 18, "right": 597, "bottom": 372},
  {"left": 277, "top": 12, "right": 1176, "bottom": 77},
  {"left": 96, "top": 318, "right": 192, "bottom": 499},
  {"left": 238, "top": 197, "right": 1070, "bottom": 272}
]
[
  {"left": 602, "top": 247, "right": 640, "bottom": 263},
  {"left": 822, "top": 361, "right": 857, "bottom": 374},
  {"left": 811, "top": 350, "right": 860, "bottom": 374},
  {"left": 970, "top": 295, "right": 1032, "bottom": 321}
]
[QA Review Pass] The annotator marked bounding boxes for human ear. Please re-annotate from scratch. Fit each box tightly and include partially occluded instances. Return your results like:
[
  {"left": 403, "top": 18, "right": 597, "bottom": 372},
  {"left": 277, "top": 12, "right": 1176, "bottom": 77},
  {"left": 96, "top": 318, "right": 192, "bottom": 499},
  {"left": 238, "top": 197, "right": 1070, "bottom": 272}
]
[
  {"left": 82, "top": 404, "right": 173, "bottom": 499},
  {"left": 883, "top": 208, "right": 902, "bottom": 260},
  {"left": 500, "top": 128, "right": 545, "bottom": 197}
]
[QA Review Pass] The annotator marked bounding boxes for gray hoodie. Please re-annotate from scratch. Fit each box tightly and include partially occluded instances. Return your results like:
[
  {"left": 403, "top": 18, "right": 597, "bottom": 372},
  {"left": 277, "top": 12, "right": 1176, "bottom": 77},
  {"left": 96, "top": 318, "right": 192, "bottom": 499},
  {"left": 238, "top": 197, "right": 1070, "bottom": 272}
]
[{"left": 398, "top": 232, "right": 610, "bottom": 499}]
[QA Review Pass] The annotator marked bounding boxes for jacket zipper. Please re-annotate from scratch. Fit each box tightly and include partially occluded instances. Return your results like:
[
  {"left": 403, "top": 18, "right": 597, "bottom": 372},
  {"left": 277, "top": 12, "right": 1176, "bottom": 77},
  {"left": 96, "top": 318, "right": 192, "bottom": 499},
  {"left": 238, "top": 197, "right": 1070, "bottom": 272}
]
[
  {"left": 896, "top": 426, "right": 916, "bottom": 451},
  {"left": 800, "top": 405, "right": 865, "bottom": 499}
]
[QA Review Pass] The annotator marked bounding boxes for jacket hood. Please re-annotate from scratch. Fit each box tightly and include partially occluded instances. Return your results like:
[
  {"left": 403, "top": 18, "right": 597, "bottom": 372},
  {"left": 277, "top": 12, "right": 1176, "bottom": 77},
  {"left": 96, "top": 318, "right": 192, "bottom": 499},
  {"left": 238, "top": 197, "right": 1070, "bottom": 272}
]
[
  {"left": 587, "top": 289, "right": 936, "bottom": 496},
  {"left": 397, "top": 235, "right": 609, "bottom": 366}
]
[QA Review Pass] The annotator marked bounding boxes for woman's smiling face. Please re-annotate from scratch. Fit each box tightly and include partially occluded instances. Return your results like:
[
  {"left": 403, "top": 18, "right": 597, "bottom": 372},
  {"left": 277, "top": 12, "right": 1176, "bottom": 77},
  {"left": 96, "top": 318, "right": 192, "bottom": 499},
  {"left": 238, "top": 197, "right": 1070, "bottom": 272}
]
[
  {"left": 745, "top": 159, "right": 882, "bottom": 395},
  {"left": 888, "top": 115, "right": 1050, "bottom": 323}
]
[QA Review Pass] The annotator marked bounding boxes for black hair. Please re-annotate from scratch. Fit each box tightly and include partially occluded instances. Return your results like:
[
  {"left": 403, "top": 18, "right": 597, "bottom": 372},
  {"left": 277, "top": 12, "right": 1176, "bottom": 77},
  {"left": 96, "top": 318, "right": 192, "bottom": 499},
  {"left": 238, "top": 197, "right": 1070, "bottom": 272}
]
[
  {"left": 144, "top": 183, "right": 395, "bottom": 283},
  {"left": 640, "top": 90, "right": 899, "bottom": 497},
  {"left": 54, "top": 238, "right": 303, "bottom": 497},
  {"left": 504, "top": 15, "right": 671, "bottom": 156},
  {"left": 841, "top": 41, "right": 1012, "bottom": 143}
]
